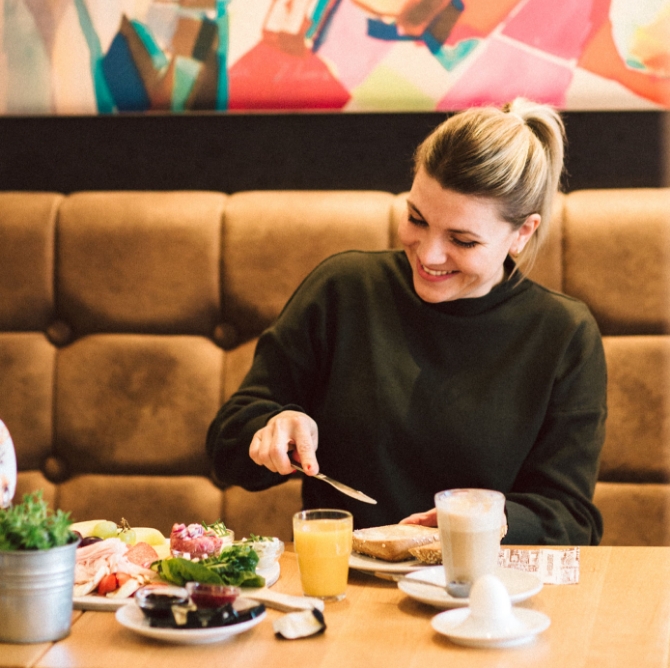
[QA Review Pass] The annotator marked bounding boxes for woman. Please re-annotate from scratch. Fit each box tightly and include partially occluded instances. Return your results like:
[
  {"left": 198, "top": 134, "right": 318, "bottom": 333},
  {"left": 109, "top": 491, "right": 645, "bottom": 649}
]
[{"left": 206, "top": 99, "right": 607, "bottom": 545}]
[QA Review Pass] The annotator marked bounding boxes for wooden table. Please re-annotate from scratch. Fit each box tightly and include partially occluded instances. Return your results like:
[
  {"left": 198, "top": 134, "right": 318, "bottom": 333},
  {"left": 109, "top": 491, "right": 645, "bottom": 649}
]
[{"left": 2, "top": 546, "right": 669, "bottom": 668}]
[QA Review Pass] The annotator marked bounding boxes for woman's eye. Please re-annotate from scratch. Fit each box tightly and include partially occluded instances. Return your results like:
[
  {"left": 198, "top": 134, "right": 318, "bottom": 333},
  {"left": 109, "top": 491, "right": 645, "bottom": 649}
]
[
  {"left": 408, "top": 214, "right": 427, "bottom": 227},
  {"left": 451, "top": 237, "right": 477, "bottom": 249}
]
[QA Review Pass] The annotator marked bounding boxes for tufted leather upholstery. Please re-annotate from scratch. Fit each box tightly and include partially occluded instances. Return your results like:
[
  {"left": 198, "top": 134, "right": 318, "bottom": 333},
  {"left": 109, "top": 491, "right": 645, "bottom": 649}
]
[{"left": 1, "top": 189, "right": 669, "bottom": 545}]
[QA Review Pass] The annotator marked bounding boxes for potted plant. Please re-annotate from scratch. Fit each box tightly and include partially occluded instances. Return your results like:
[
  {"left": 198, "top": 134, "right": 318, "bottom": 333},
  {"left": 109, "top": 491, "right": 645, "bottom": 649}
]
[{"left": 0, "top": 489, "right": 79, "bottom": 643}]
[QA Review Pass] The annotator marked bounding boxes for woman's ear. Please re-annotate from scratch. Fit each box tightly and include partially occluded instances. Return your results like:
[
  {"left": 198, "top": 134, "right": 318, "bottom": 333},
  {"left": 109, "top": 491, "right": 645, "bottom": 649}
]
[{"left": 511, "top": 214, "right": 540, "bottom": 255}]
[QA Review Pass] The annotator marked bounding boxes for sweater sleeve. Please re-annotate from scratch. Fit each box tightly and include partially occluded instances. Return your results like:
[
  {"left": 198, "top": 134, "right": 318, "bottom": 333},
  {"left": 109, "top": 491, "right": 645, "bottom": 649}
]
[
  {"left": 206, "top": 263, "right": 331, "bottom": 491},
  {"left": 504, "top": 311, "right": 607, "bottom": 545}
]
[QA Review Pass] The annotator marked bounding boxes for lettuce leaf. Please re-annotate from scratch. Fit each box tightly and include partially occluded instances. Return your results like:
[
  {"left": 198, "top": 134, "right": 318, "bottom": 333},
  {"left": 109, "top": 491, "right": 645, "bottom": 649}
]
[
  {"left": 153, "top": 545, "right": 265, "bottom": 588},
  {"left": 154, "top": 557, "right": 222, "bottom": 586}
]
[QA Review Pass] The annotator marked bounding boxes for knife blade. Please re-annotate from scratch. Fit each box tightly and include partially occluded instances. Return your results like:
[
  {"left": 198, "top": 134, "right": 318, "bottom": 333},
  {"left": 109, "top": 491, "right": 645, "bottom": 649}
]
[{"left": 291, "top": 461, "right": 377, "bottom": 505}]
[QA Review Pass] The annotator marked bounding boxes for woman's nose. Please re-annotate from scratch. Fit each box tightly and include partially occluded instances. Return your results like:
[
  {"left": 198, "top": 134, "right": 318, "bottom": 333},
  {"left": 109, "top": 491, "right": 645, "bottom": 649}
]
[{"left": 420, "top": 235, "right": 448, "bottom": 265}]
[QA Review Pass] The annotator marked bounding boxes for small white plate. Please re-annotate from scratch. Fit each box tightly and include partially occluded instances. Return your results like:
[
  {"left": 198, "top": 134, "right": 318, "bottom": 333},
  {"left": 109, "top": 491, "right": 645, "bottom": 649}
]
[
  {"left": 252, "top": 561, "right": 280, "bottom": 589},
  {"left": 349, "top": 552, "right": 423, "bottom": 574},
  {"left": 431, "top": 607, "right": 550, "bottom": 648},
  {"left": 74, "top": 562, "right": 280, "bottom": 611},
  {"left": 399, "top": 567, "right": 542, "bottom": 609},
  {"left": 73, "top": 594, "right": 134, "bottom": 612},
  {"left": 115, "top": 599, "right": 265, "bottom": 644}
]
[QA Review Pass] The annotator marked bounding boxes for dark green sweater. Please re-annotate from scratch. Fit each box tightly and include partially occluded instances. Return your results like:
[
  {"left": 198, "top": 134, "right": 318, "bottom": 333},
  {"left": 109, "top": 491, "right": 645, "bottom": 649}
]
[{"left": 207, "top": 251, "right": 607, "bottom": 545}]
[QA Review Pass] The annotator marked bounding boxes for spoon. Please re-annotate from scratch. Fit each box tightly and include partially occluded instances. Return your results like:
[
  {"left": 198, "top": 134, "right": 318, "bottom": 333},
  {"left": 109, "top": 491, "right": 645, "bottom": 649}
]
[
  {"left": 390, "top": 573, "right": 471, "bottom": 598},
  {"left": 291, "top": 461, "right": 377, "bottom": 505}
]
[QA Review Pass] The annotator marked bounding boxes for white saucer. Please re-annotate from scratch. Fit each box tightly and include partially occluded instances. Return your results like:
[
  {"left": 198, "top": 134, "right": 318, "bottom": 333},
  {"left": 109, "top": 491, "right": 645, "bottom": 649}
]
[
  {"left": 399, "top": 567, "right": 542, "bottom": 609},
  {"left": 349, "top": 552, "right": 423, "bottom": 574},
  {"left": 115, "top": 599, "right": 265, "bottom": 644},
  {"left": 432, "top": 607, "right": 550, "bottom": 648}
]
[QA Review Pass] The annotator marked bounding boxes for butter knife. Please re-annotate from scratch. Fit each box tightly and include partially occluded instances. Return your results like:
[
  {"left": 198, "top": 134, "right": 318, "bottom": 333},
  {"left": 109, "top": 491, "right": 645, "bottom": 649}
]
[
  {"left": 243, "top": 588, "right": 325, "bottom": 612},
  {"left": 291, "top": 461, "right": 377, "bottom": 505}
]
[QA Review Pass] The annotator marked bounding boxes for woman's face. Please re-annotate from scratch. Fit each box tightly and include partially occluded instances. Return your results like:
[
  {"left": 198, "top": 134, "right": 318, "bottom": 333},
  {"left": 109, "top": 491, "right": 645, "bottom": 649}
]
[{"left": 397, "top": 168, "right": 539, "bottom": 303}]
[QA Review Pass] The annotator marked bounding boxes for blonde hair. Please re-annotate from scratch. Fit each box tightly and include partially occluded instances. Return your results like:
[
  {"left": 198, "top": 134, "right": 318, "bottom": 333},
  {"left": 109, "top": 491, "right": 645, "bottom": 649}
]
[{"left": 413, "top": 98, "right": 565, "bottom": 274}]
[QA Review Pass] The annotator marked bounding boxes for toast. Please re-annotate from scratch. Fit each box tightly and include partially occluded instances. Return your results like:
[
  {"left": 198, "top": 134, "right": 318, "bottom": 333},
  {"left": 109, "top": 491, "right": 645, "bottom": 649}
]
[
  {"left": 352, "top": 524, "right": 440, "bottom": 562},
  {"left": 408, "top": 540, "right": 442, "bottom": 565}
]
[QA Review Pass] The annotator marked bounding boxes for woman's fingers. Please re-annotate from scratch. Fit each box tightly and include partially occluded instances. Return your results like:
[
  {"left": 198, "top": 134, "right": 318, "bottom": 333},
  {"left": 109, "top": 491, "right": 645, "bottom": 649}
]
[
  {"left": 399, "top": 508, "right": 438, "bottom": 527},
  {"left": 270, "top": 415, "right": 303, "bottom": 474},
  {"left": 249, "top": 410, "right": 319, "bottom": 476},
  {"left": 249, "top": 428, "right": 276, "bottom": 470},
  {"left": 290, "top": 417, "right": 320, "bottom": 475}
]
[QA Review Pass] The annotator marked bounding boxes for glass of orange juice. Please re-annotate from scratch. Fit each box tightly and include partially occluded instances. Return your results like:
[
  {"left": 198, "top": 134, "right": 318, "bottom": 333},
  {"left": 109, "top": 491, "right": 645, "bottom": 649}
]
[{"left": 293, "top": 509, "right": 353, "bottom": 601}]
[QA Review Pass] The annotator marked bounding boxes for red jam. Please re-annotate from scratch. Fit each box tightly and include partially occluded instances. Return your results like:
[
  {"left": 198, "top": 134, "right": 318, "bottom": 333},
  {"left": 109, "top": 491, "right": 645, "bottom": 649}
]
[{"left": 186, "top": 583, "right": 240, "bottom": 609}]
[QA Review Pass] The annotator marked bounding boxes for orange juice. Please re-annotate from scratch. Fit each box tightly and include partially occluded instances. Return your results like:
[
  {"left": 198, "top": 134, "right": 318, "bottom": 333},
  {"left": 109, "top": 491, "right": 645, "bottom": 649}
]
[{"left": 293, "top": 512, "right": 353, "bottom": 601}]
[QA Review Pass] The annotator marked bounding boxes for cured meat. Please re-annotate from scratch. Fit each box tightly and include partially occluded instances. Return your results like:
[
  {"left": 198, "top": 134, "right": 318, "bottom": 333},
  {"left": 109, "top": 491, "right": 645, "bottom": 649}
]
[
  {"left": 169, "top": 523, "right": 224, "bottom": 559},
  {"left": 74, "top": 537, "right": 158, "bottom": 597},
  {"left": 126, "top": 541, "right": 160, "bottom": 568}
]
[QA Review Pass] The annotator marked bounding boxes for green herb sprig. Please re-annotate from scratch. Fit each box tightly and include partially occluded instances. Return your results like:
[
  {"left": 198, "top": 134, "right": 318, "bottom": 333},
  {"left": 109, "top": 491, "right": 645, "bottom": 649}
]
[
  {"left": 0, "top": 490, "right": 75, "bottom": 551},
  {"left": 201, "top": 519, "right": 232, "bottom": 538},
  {"left": 247, "top": 533, "right": 271, "bottom": 542}
]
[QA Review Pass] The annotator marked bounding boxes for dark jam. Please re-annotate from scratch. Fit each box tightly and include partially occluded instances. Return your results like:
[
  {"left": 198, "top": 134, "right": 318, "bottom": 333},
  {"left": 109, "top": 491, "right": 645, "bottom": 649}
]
[{"left": 136, "top": 589, "right": 189, "bottom": 621}]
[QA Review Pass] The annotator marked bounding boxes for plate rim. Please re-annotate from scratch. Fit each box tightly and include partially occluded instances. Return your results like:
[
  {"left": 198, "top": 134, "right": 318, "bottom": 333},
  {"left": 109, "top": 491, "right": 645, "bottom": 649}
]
[
  {"left": 348, "top": 552, "right": 424, "bottom": 573},
  {"left": 399, "top": 566, "right": 543, "bottom": 609},
  {"left": 114, "top": 598, "right": 266, "bottom": 643},
  {"left": 431, "top": 607, "right": 551, "bottom": 647}
]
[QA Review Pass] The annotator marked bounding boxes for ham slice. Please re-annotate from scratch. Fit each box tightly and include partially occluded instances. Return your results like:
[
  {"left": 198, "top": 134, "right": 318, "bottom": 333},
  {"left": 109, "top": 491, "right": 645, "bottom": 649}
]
[
  {"left": 74, "top": 537, "right": 159, "bottom": 598},
  {"left": 126, "top": 541, "right": 159, "bottom": 568}
]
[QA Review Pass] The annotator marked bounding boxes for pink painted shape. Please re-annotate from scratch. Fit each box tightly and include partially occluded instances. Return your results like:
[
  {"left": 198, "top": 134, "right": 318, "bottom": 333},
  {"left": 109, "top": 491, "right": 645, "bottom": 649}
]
[
  {"left": 438, "top": 37, "right": 573, "bottom": 110},
  {"left": 316, "top": 0, "right": 395, "bottom": 91},
  {"left": 502, "top": 0, "right": 594, "bottom": 61}
]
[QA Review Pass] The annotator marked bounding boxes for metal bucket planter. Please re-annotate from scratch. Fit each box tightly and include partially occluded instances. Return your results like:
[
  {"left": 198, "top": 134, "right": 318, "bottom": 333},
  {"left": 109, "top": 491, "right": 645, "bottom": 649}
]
[{"left": 0, "top": 540, "right": 78, "bottom": 643}]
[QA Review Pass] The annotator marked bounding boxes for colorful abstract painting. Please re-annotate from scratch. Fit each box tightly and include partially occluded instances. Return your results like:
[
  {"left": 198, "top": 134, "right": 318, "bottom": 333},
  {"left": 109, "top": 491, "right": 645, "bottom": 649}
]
[{"left": 1, "top": 0, "right": 669, "bottom": 114}]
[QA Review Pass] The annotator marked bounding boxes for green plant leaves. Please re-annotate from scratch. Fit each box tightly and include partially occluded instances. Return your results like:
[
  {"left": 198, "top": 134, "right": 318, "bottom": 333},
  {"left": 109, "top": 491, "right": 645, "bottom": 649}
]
[{"left": 0, "top": 490, "right": 74, "bottom": 551}]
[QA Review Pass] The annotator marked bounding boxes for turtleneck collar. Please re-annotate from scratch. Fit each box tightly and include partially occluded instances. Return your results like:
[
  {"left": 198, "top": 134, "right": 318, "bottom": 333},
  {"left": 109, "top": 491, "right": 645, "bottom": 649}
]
[{"left": 395, "top": 253, "right": 531, "bottom": 317}]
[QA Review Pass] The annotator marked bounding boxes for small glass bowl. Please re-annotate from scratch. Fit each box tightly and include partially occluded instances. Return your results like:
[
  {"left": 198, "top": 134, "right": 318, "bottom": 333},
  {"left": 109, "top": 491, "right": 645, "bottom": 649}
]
[
  {"left": 247, "top": 537, "right": 284, "bottom": 570},
  {"left": 135, "top": 585, "right": 189, "bottom": 620},
  {"left": 186, "top": 582, "right": 240, "bottom": 609},
  {"left": 170, "top": 530, "right": 235, "bottom": 560}
]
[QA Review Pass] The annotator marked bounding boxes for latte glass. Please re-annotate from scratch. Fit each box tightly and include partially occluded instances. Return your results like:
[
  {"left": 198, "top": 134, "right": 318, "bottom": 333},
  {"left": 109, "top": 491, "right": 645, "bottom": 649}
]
[{"left": 435, "top": 489, "right": 506, "bottom": 597}]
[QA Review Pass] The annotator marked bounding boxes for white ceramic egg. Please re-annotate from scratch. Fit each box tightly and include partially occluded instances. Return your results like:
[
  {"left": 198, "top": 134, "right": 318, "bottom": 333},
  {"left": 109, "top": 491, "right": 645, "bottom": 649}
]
[
  {"left": 469, "top": 574, "right": 513, "bottom": 621},
  {"left": 454, "top": 574, "right": 525, "bottom": 635}
]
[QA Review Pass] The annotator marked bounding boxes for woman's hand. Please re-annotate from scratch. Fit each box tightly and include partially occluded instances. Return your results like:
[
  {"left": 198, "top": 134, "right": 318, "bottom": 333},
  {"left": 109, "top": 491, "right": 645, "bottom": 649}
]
[
  {"left": 249, "top": 410, "right": 319, "bottom": 476},
  {"left": 400, "top": 508, "right": 438, "bottom": 527}
]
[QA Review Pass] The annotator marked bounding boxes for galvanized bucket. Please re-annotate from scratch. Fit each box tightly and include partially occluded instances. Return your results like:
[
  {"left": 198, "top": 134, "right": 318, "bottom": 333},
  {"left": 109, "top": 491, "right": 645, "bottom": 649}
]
[{"left": 0, "top": 540, "right": 78, "bottom": 643}]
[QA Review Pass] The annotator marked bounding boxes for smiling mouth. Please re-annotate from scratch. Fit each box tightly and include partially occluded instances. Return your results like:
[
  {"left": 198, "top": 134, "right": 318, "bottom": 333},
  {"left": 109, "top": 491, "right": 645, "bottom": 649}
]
[{"left": 420, "top": 262, "right": 455, "bottom": 277}]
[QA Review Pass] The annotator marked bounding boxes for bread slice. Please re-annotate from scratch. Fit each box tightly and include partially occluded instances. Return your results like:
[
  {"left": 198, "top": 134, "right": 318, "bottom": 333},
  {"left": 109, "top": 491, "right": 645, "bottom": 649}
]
[
  {"left": 408, "top": 540, "right": 442, "bottom": 565},
  {"left": 352, "top": 524, "right": 440, "bottom": 562}
]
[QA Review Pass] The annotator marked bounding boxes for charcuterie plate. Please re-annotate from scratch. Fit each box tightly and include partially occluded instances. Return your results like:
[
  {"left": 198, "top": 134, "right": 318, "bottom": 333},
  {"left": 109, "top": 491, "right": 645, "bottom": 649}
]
[{"left": 74, "top": 562, "right": 280, "bottom": 611}]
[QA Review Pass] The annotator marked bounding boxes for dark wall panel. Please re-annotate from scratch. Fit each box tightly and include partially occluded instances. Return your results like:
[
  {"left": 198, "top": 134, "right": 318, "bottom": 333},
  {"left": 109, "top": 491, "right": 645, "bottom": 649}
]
[
  {"left": 0, "top": 111, "right": 664, "bottom": 194},
  {"left": 563, "top": 112, "right": 664, "bottom": 190}
]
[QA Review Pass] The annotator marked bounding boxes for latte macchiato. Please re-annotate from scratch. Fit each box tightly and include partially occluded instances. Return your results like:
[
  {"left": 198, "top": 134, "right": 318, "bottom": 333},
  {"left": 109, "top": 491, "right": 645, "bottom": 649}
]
[{"left": 435, "top": 489, "right": 505, "bottom": 593}]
